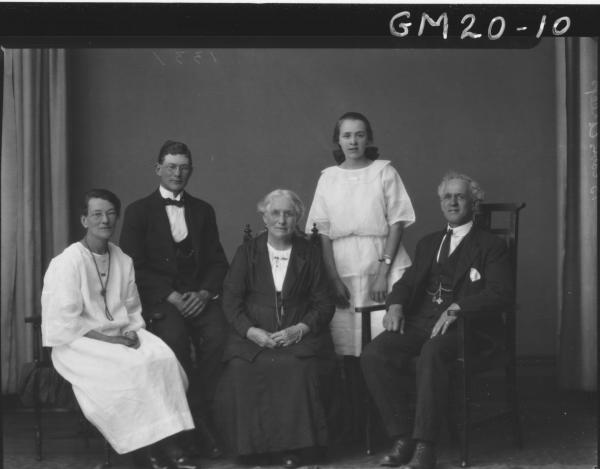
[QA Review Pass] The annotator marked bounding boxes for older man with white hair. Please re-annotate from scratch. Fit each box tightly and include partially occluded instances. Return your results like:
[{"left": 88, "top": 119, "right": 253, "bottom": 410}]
[{"left": 361, "top": 172, "right": 514, "bottom": 469}]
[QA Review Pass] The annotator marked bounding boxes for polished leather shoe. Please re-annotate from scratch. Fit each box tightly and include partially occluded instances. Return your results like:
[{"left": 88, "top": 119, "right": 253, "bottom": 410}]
[
  {"left": 398, "top": 441, "right": 436, "bottom": 469},
  {"left": 134, "top": 449, "right": 170, "bottom": 469},
  {"left": 167, "top": 454, "right": 200, "bottom": 469},
  {"left": 282, "top": 452, "right": 301, "bottom": 469},
  {"left": 379, "top": 438, "right": 416, "bottom": 467}
]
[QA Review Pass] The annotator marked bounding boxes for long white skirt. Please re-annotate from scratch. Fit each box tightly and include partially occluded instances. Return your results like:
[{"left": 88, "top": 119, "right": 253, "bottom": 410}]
[
  {"left": 51, "top": 329, "right": 194, "bottom": 454},
  {"left": 331, "top": 235, "right": 410, "bottom": 356}
]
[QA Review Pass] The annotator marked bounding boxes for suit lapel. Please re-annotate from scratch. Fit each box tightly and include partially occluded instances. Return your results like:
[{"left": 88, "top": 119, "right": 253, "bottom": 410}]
[
  {"left": 150, "top": 190, "right": 175, "bottom": 251},
  {"left": 418, "top": 231, "right": 445, "bottom": 283},
  {"left": 408, "top": 232, "right": 444, "bottom": 307},
  {"left": 182, "top": 192, "right": 201, "bottom": 253},
  {"left": 282, "top": 236, "right": 306, "bottom": 298},
  {"left": 452, "top": 227, "right": 480, "bottom": 288},
  {"left": 253, "top": 235, "right": 277, "bottom": 294}
]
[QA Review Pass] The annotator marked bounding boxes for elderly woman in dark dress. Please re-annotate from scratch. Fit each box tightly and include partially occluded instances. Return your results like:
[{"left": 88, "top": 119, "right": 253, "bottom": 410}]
[{"left": 215, "top": 189, "right": 335, "bottom": 469}]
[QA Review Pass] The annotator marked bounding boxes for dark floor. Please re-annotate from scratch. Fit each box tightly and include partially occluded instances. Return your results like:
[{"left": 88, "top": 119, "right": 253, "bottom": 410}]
[{"left": 2, "top": 369, "right": 597, "bottom": 469}]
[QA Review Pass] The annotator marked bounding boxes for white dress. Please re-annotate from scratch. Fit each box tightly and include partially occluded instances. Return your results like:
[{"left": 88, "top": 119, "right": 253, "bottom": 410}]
[
  {"left": 306, "top": 160, "right": 416, "bottom": 355},
  {"left": 41, "top": 242, "right": 194, "bottom": 454}
]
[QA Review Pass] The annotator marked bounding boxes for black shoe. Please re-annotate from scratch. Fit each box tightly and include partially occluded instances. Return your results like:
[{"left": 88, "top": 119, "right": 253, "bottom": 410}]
[
  {"left": 161, "top": 438, "right": 201, "bottom": 469},
  {"left": 133, "top": 448, "right": 170, "bottom": 469},
  {"left": 399, "top": 441, "right": 436, "bottom": 469},
  {"left": 379, "top": 438, "right": 416, "bottom": 467},
  {"left": 282, "top": 452, "right": 301, "bottom": 469},
  {"left": 167, "top": 455, "right": 201, "bottom": 469}
]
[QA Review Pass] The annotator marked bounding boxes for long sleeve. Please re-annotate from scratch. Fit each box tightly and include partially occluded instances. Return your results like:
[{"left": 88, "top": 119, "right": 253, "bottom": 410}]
[
  {"left": 120, "top": 203, "right": 175, "bottom": 305},
  {"left": 122, "top": 258, "right": 146, "bottom": 333},
  {"left": 455, "top": 236, "right": 514, "bottom": 312},
  {"left": 222, "top": 245, "right": 256, "bottom": 338},
  {"left": 382, "top": 165, "right": 415, "bottom": 228},
  {"left": 299, "top": 245, "right": 335, "bottom": 334},
  {"left": 197, "top": 203, "right": 229, "bottom": 293},
  {"left": 385, "top": 262, "right": 417, "bottom": 310},
  {"left": 41, "top": 256, "right": 92, "bottom": 347}
]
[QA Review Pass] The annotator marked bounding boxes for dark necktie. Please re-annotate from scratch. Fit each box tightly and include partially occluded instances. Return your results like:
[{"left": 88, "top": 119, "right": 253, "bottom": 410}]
[
  {"left": 437, "top": 229, "right": 453, "bottom": 264},
  {"left": 163, "top": 198, "right": 184, "bottom": 207}
]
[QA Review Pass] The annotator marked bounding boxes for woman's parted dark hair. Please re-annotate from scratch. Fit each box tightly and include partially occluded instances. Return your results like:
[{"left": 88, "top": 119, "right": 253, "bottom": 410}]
[
  {"left": 157, "top": 140, "right": 192, "bottom": 164},
  {"left": 332, "top": 111, "right": 379, "bottom": 164},
  {"left": 81, "top": 189, "right": 121, "bottom": 217}
]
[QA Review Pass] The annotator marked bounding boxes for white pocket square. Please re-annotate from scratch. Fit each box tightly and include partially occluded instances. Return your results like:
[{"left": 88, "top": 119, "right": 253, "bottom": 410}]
[{"left": 469, "top": 268, "right": 482, "bottom": 282}]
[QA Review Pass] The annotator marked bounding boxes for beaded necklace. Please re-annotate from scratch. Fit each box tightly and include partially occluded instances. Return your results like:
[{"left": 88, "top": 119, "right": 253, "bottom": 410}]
[{"left": 82, "top": 239, "right": 114, "bottom": 321}]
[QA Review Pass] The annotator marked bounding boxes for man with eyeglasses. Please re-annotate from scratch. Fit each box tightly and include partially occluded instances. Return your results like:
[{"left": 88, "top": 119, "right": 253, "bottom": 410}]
[
  {"left": 360, "top": 172, "right": 514, "bottom": 469},
  {"left": 121, "top": 140, "right": 228, "bottom": 466}
]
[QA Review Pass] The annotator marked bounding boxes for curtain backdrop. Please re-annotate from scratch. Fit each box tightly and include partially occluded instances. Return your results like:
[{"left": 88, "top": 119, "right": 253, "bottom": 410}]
[
  {"left": 1, "top": 49, "right": 68, "bottom": 393},
  {"left": 556, "top": 38, "right": 598, "bottom": 391}
]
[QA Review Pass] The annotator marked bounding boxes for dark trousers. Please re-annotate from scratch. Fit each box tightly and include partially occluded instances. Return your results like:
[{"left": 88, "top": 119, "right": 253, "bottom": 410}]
[
  {"left": 148, "top": 299, "right": 227, "bottom": 421},
  {"left": 360, "top": 320, "right": 457, "bottom": 443}
]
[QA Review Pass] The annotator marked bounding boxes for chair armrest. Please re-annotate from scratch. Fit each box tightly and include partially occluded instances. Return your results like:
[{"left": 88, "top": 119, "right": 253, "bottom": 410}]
[
  {"left": 354, "top": 304, "right": 386, "bottom": 347},
  {"left": 354, "top": 304, "right": 386, "bottom": 315},
  {"left": 447, "top": 305, "right": 516, "bottom": 320}
]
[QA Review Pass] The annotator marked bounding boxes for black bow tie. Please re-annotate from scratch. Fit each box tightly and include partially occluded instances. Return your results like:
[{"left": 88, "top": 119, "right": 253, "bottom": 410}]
[{"left": 163, "top": 198, "right": 184, "bottom": 207}]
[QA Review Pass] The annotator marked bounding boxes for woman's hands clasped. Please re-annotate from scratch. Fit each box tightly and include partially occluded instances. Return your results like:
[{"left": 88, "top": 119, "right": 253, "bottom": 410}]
[
  {"left": 246, "top": 323, "right": 310, "bottom": 349},
  {"left": 109, "top": 331, "right": 141, "bottom": 348},
  {"left": 246, "top": 327, "right": 277, "bottom": 348},
  {"left": 84, "top": 329, "right": 141, "bottom": 348},
  {"left": 271, "top": 323, "right": 309, "bottom": 347}
]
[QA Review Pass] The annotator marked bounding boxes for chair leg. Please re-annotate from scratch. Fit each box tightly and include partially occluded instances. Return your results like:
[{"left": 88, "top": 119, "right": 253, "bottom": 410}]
[
  {"left": 506, "top": 363, "right": 523, "bottom": 449},
  {"left": 79, "top": 414, "right": 91, "bottom": 449},
  {"left": 457, "top": 367, "right": 471, "bottom": 467},
  {"left": 104, "top": 439, "right": 112, "bottom": 467},
  {"left": 33, "top": 372, "right": 43, "bottom": 461},
  {"left": 34, "top": 401, "right": 42, "bottom": 461},
  {"left": 344, "top": 357, "right": 362, "bottom": 443},
  {"left": 365, "top": 392, "right": 373, "bottom": 455}
]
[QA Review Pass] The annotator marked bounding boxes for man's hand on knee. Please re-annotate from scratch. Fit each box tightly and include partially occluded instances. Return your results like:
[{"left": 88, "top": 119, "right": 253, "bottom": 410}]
[
  {"left": 383, "top": 304, "right": 405, "bottom": 333},
  {"left": 430, "top": 303, "right": 460, "bottom": 338}
]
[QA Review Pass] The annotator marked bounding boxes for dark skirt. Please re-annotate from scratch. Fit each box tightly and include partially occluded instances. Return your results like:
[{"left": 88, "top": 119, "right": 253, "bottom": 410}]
[{"left": 215, "top": 347, "right": 329, "bottom": 456}]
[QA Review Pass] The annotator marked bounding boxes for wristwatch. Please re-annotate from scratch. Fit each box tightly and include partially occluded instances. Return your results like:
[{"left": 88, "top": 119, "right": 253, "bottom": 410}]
[{"left": 379, "top": 256, "right": 392, "bottom": 265}]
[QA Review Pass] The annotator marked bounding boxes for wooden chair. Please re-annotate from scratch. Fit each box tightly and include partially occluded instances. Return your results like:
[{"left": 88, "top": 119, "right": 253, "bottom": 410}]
[
  {"left": 356, "top": 202, "right": 526, "bottom": 466},
  {"left": 22, "top": 315, "right": 112, "bottom": 465}
]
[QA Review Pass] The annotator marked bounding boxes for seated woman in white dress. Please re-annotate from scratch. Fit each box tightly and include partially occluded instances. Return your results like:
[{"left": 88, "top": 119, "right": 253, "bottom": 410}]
[{"left": 41, "top": 189, "right": 198, "bottom": 469}]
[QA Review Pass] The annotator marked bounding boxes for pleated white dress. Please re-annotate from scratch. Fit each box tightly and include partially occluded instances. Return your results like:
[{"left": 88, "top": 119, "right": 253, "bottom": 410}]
[
  {"left": 306, "top": 160, "right": 416, "bottom": 356},
  {"left": 41, "top": 242, "right": 194, "bottom": 454}
]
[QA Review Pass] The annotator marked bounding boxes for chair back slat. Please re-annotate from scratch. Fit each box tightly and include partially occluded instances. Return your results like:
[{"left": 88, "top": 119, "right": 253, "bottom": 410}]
[
  {"left": 473, "top": 202, "right": 525, "bottom": 353},
  {"left": 474, "top": 202, "right": 525, "bottom": 294}
]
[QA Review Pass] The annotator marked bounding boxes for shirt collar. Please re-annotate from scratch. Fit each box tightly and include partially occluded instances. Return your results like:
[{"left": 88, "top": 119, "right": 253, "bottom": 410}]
[
  {"left": 447, "top": 220, "right": 473, "bottom": 237},
  {"left": 159, "top": 185, "right": 183, "bottom": 201}
]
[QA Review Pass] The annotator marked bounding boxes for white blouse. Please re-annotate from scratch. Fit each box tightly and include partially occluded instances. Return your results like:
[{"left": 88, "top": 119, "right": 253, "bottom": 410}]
[
  {"left": 42, "top": 242, "right": 145, "bottom": 347},
  {"left": 267, "top": 243, "right": 292, "bottom": 292},
  {"left": 305, "top": 160, "right": 415, "bottom": 239}
]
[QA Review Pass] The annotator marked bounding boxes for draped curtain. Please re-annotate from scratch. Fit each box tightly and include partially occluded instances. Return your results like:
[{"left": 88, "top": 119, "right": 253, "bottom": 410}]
[
  {"left": 1, "top": 49, "right": 68, "bottom": 393},
  {"left": 556, "top": 38, "right": 598, "bottom": 391}
]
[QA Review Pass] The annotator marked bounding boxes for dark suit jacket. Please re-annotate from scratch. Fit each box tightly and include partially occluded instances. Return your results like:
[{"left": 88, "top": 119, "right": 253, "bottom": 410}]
[
  {"left": 386, "top": 225, "right": 514, "bottom": 337},
  {"left": 119, "top": 189, "right": 228, "bottom": 307},
  {"left": 222, "top": 232, "right": 335, "bottom": 362}
]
